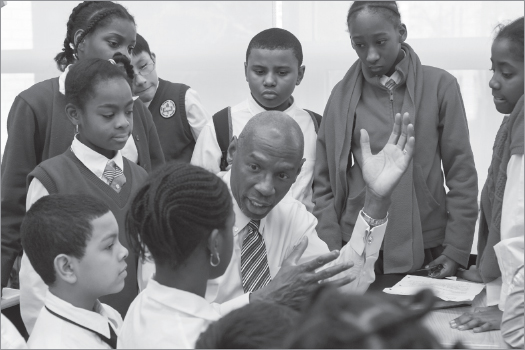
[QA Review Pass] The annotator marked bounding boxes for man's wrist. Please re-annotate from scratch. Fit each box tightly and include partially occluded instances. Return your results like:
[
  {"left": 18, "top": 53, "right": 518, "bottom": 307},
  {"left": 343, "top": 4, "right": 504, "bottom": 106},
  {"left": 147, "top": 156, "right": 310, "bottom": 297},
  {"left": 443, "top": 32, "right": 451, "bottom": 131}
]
[{"left": 363, "top": 188, "right": 391, "bottom": 219}]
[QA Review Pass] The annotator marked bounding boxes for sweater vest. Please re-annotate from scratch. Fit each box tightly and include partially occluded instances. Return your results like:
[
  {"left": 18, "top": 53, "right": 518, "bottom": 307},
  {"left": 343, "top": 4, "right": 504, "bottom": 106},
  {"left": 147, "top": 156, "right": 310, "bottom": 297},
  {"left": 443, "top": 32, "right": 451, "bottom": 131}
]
[
  {"left": 148, "top": 79, "right": 193, "bottom": 163},
  {"left": 28, "top": 149, "right": 148, "bottom": 317}
]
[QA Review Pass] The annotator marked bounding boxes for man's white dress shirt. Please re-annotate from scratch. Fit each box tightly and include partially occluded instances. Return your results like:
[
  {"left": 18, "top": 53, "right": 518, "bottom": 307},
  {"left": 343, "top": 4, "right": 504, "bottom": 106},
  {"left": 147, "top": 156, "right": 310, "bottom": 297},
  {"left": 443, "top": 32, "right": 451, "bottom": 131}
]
[
  {"left": 27, "top": 290, "right": 122, "bottom": 349},
  {"left": 20, "top": 138, "right": 126, "bottom": 335},
  {"left": 486, "top": 154, "right": 524, "bottom": 308},
  {"left": 205, "top": 170, "right": 387, "bottom": 316},
  {"left": 191, "top": 95, "right": 317, "bottom": 211},
  {"left": 117, "top": 279, "right": 220, "bottom": 349},
  {"left": 501, "top": 265, "right": 524, "bottom": 349}
]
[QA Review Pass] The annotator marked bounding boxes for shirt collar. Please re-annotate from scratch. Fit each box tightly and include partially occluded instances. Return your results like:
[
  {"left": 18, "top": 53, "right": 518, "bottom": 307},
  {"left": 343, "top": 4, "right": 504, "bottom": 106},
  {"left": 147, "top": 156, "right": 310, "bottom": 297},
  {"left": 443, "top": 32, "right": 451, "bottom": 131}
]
[
  {"left": 71, "top": 136, "right": 124, "bottom": 179},
  {"left": 145, "top": 279, "right": 220, "bottom": 321},
  {"left": 45, "top": 290, "right": 117, "bottom": 338},
  {"left": 223, "top": 170, "right": 267, "bottom": 237},
  {"left": 247, "top": 94, "right": 296, "bottom": 117},
  {"left": 59, "top": 63, "right": 139, "bottom": 100}
]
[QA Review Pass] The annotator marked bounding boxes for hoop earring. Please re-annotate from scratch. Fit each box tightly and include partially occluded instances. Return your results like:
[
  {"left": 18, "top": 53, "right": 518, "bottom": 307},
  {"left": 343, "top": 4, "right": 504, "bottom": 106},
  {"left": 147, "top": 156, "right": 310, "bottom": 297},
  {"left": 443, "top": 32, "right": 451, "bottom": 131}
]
[
  {"left": 210, "top": 252, "right": 220, "bottom": 267},
  {"left": 74, "top": 125, "right": 79, "bottom": 136}
]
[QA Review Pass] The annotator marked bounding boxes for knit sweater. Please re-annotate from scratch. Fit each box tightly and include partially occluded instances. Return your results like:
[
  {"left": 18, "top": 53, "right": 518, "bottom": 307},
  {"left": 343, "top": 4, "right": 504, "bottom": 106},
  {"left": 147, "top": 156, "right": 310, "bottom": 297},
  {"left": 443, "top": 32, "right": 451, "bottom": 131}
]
[
  {"left": 27, "top": 149, "right": 148, "bottom": 316},
  {"left": 1, "top": 77, "right": 165, "bottom": 288},
  {"left": 148, "top": 78, "right": 193, "bottom": 163},
  {"left": 313, "top": 44, "right": 478, "bottom": 271}
]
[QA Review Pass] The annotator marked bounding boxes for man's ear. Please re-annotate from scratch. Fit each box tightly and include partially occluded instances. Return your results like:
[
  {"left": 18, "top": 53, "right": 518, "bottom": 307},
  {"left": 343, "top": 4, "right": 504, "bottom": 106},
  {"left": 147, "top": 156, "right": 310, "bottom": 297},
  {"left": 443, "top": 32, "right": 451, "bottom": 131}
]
[
  {"left": 151, "top": 52, "right": 156, "bottom": 64},
  {"left": 296, "top": 65, "right": 306, "bottom": 86},
  {"left": 295, "top": 158, "right": 305, "bottom": 180},
  {"left": 227, "top": 136, "right": 239, "bottom": 165},
  {"left": 399, "top": 23, "right": 408, "bottom": 43},
  {"left": 54, "top": 254, "right": 78, "bottom": 284},
  {"left": 65, "top": 103, "right": 81, "bottom": 129},
  {"left": 244, "top": 62, "right": 248, "bottom": 82}
]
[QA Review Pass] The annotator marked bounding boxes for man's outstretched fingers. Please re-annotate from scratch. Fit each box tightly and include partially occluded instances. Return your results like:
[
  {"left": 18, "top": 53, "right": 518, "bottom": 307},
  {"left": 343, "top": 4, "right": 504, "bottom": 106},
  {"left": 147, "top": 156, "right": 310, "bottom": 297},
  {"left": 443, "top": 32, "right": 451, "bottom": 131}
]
[
  {"left": 302, "top": 250, "right": 340, "bottom": 272},
  {"left": 314, "top": 261, "right": 354, "bottom": 281},
  {"left": 388, "top": 113, "right": 402, "bottom": 144},
  {"left": 325, "top": 275, "right": 356, "bottom": 288}
]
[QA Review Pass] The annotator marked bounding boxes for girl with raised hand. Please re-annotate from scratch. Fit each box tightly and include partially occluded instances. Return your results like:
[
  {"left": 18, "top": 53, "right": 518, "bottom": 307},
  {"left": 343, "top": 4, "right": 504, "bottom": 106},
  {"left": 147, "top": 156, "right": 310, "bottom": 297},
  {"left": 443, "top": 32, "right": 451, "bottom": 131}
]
[
  {"left": 313, "top": 1, "right": 478, "bottom": 278},
  {"left": 1, "top": 0, "right": 164, "bottom": 293}
]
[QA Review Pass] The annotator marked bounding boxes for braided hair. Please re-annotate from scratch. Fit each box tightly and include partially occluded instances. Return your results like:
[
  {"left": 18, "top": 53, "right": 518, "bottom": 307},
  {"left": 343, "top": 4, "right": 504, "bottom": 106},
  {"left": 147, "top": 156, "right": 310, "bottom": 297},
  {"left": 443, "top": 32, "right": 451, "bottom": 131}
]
[
  {"left": 65, "top": 53, "right": 134, "bottom": 110},
  {"left": 126, "top": 162, "right": 233, "bottom": 270},
  {"left": 494, "top": 16, "right": 524, "bottom": 60},
  {"left": 54, "top": 1, "right": 135, "bottom": 71},
  {"left": 347, "top": 1, "right": 401, "bottom": 30}
]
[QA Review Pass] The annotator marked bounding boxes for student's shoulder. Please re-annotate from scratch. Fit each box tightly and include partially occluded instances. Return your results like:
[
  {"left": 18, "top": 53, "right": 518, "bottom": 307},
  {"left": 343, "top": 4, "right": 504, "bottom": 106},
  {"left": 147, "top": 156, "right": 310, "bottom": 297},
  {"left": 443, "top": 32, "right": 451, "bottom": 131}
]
[
  {"left": 422, "top": 65, "right": 458, "bottom": 85},
  {"left": 18, "top": 77, "right": 60, "bottom": 105},
  {"left": 157, "top": 77, "right": 191, "bottom": 97}
]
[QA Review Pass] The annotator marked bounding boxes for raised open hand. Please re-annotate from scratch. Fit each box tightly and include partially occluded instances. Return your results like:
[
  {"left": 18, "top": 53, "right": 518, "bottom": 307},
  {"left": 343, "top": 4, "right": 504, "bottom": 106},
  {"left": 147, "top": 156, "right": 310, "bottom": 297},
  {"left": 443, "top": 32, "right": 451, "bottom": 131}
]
[{"left": 360, "top": 112, "right": 415, "bottom": 200}]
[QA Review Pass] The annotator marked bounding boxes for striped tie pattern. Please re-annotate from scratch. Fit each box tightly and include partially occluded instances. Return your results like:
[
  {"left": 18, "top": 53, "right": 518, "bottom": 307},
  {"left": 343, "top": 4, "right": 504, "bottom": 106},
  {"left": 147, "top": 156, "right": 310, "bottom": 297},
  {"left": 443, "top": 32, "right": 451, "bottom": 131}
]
[
  {"left": 384, "top": 78, "right": 396, "bottom": 90},
  {"left": 241, "top": 220, "right": 272, "bottom": 293},
  {"left": 103, "top": 160, "right": 126, "bottom": 193}
]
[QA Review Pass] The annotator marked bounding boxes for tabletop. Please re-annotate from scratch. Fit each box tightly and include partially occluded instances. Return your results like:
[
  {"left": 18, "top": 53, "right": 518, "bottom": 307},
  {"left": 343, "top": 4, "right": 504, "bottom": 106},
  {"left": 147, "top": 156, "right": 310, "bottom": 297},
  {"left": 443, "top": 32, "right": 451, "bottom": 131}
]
[{"left": 368, "top": 274, "right": 507, "bottom": 349}]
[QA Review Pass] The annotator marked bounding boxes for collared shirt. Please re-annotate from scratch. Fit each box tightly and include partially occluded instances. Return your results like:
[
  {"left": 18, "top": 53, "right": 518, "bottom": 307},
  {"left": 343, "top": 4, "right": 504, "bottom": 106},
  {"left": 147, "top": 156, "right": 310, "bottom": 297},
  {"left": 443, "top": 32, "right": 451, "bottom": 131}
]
[
  {"left": 59, "top": 65, "right": 139, "bottom": 163},
  {"left": 21, "top": 138, "right": 125, "bottom": 335},
  {"left": 191, "top": 95, "right": 317, "bottom": 211},
  {"left": 486, "top": 154, "right": 524, "bottom": 307},
  {"left": 1, "top": 314, "right": 28, "bottom": 349},
  {"left": 27, "top": 290, "right": 122, "bottom": 349},
  {"left": 205, "top": 171, "right": 387, "bottom": 316},
  {"left": 118, "top": 278, "right": 220, "bottom": 349}
]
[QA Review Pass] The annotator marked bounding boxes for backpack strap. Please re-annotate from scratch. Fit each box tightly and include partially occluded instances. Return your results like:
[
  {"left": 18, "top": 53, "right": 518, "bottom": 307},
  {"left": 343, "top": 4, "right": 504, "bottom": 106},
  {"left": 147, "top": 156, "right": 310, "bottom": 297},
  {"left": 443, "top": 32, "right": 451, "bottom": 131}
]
[
  {"left": 304, "top": 109, "right": 323, "bottom": 133},
  {"left": 212, "top": 107, "right": 232, "bottom": 171}
]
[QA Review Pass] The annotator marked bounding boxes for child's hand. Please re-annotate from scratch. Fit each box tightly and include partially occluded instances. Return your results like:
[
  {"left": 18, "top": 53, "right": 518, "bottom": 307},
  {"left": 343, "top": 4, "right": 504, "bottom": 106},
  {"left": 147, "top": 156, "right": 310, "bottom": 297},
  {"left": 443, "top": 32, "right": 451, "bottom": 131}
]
[
  {"left": 456, "top": 265, "right": 484, "bottom": 283},
  {"left": 425, "top": 255, "right": 458, "bottom": 278},
  {"left": 449, "top": 305, "right": 503, "bottom": 332}
]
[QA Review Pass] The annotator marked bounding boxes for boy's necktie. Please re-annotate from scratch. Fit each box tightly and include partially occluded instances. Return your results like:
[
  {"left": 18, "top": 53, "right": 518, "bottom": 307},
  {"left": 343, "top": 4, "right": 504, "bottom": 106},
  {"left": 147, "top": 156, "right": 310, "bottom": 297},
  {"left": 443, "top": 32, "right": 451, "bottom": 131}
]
[
  {"left": 241, "top": 220, "right": 272, "bottom": 293},
  {"left": 103, "top": 160, "right": 126, "bottom": 193}
]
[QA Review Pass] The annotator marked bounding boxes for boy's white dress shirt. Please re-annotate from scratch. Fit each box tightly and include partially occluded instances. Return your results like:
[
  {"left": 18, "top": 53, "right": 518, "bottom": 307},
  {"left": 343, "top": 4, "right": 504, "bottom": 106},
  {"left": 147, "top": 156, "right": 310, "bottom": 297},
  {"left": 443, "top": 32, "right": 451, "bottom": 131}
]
[
  {"left": 117, "top": 279, "right": 220, "bottom": 349},
  {"left": 1, "top": 314, "right": 28, "bottom": 349},
  {"left": 191, "top": 95, "right": 317, "bottom": 211},
  {"left": 20, "top": 138, "right": 127, "bottom": 335},
  {"left": 485, "top": 154, "right": 524, "bottom": 308},
  {"left": 27, "top": 290, "right": 122, "bottom": 349},
  {"left": 205, "top": 170, "right": 387, "bottom": 316}
]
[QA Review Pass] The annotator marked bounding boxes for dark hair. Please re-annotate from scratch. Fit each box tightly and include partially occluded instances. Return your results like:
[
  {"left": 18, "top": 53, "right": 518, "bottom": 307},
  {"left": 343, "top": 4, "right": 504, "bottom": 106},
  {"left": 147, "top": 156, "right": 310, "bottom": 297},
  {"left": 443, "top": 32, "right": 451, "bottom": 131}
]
[
  {"left": 133, "top": 33, "right": 153, "bottom": 58},
  {"left": 347, "top": 1, "right": 401, "bottom": 30},
  {"left": 494, "top": 16, "right": 524, "bottom": 60},
  {"left": 195, "top": 301, "right": 299, "bottom": 349},
  {"left": 65, "top": 54, "right": 134, "bottom": 109},
  {"left": 54, "top": 1, "right": 136, "bottom": 72},
  {"left": 126, "top": 162, "right": 233, "bottom": 270},
  {"left": 246, "top": 28, "right": 303, "bottom": 66},
  {"left": 284, "top": 286, "right": 443, "bottom": 349},
  {"left": 20, "top": 194, "right": 111, "bottom": 285}
]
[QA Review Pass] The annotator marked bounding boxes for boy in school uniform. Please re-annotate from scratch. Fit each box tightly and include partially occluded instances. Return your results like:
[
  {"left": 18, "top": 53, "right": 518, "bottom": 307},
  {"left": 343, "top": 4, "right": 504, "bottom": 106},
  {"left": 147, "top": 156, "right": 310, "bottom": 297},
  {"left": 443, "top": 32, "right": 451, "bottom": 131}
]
[
  {"left": 191, "top": 28, "right": 322, "bottom": 211},
  {"left": 131, "top": 34, "right": 211, "bottom": 163},
  {"left": 21, "top": 194, "right": 128, "bottom": 349}
]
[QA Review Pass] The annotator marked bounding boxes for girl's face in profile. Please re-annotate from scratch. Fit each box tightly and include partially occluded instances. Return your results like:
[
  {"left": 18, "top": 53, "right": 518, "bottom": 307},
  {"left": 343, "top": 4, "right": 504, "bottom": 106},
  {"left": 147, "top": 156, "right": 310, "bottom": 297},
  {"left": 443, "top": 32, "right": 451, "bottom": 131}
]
[
  {"left": 489, "top": 38, "right": 524, "bottom": 114},
  {"left": 76, "top": 78, "right": 134, "bottom": 159}
]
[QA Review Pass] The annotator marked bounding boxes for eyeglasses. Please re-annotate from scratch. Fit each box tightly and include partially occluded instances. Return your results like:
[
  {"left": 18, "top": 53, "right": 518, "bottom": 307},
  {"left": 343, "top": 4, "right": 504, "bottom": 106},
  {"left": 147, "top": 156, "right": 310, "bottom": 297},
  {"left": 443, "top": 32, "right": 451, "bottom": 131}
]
[{"left": 134, "top": 61, "right": 155, "bottom": 77}]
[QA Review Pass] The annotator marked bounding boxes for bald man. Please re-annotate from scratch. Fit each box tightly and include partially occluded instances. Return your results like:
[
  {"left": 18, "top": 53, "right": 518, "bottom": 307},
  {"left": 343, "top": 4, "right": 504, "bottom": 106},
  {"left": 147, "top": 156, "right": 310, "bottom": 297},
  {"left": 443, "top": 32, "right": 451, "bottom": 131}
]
[{"left": 204, "top": 110, "right": 416, "bottom": 315}]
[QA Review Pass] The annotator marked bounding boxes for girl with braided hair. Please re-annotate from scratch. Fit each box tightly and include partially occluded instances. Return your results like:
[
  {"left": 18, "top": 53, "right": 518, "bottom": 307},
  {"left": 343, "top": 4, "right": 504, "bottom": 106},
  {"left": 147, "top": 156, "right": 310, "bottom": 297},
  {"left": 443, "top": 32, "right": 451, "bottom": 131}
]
[
  {"left": 19, "top": 56, "right": 151, "bottom": 334},
  {"left": 119, "top": 162, "right": 235, "bottom": 349},
  {"left": 1, "top": 0, "right": 165, "bottom": 312}
]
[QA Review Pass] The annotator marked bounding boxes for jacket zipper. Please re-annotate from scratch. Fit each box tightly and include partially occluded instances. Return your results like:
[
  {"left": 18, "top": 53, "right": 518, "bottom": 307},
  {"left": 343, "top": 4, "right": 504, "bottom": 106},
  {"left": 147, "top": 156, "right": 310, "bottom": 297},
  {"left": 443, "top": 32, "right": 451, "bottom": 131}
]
[{"left": 389, "top": 89, "right": 395, "bottom": 120}]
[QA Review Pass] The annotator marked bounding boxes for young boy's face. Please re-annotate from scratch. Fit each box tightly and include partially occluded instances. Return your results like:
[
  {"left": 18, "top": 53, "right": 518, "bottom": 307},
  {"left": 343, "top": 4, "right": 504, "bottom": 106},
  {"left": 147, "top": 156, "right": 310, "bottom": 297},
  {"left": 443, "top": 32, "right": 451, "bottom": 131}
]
[
  {"left": 75, "top": 211, "right": 128, "bottom": 298},
  {"left": 245, "top": 48, "right": 304, "bottom": 112},
  {"left": 131, "top": 51, "right": 159, "bottom": 104}
]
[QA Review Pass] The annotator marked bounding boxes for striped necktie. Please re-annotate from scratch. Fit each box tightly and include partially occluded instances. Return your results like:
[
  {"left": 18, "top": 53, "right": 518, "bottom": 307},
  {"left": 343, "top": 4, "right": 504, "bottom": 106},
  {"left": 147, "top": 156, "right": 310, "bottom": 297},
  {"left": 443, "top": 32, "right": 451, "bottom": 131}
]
[
  {"left": 384, "top": 78, "right": 397, "bottom": 90},
  {"left": 241, "top": 220, "right": 272, "bottom": 293},
  {"left": 103, "top": 160, "right": 126, "bottom": 193}
]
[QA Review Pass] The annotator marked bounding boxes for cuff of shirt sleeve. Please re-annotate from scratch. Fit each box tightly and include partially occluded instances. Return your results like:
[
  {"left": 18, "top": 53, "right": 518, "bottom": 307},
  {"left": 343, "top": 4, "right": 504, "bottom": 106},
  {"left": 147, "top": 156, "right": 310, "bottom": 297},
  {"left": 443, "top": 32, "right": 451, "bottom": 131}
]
[
  {"left": 485, "top": 277, "right": 503, "bottom": 307},
  {"left": 349, "top": 215, "right": 387, "bottom": 257},
  {"left": 441, "top": 244, "right": 470, "bottom": 268},
  {"left": 215, "top": 293, "right": 250, "bottom": 316}
]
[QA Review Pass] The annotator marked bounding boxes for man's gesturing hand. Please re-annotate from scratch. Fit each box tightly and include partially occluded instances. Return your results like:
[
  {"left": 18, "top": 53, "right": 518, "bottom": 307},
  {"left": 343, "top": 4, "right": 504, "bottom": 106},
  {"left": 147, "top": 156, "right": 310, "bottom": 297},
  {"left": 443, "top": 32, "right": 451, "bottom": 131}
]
[{"left": 250, "top": 236, "right": 355, "bottom": 310}]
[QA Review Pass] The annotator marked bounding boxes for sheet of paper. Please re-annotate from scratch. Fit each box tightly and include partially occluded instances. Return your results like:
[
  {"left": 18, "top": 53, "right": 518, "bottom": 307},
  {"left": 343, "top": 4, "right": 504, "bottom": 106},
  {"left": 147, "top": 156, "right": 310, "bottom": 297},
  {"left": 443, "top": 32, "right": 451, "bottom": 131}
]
[{"left": 383, "top": 275, "right": 485, "bottom": 302}]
